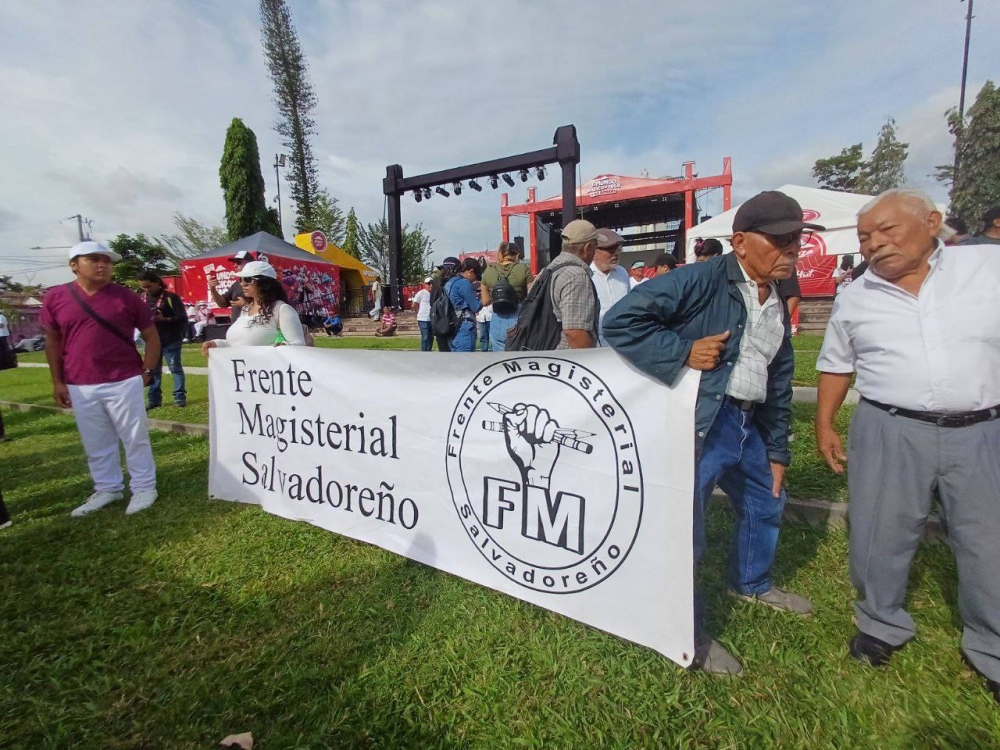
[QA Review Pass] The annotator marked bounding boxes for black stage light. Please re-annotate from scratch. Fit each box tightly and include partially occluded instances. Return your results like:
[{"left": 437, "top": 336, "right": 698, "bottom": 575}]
[
  {"left": 453, "top": 182, "right": 462, "bottom": 196},
  {"left": 469, "top": 179, "right": 482, "bottom": 192},
  {"left": 489, "top": 175, "right": 499, "bottom": 189},
  {"left": 414, "top": 190, "right": 422, "bottom": 203},
  {"left": 536, "top": 166, "right": 546, "bottom": 181},
  {"left": 519, "top": 169, "right": 529, "bottom": 182},
  {"left": 502, "top": 173, "right": 515, "bottom": 187},
  {"left": 436, "top": 186, "right": 450, "bottom": 197},
  {"left": 423, "top": 187, "right": 432, "bottom": 200}
]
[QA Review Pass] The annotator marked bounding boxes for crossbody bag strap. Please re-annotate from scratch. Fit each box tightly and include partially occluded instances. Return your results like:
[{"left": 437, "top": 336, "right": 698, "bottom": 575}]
[{"left": 67, "top": 283, "right": 136, "bottom": 347}]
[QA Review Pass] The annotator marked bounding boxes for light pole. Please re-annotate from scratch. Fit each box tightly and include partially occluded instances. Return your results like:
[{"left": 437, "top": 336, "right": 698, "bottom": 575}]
[
  {"left": 954, "top": 0, "right": 975, "bottom": 178},
  {"left": 273, "top": 154, "right": 286, "bottom": 231}
]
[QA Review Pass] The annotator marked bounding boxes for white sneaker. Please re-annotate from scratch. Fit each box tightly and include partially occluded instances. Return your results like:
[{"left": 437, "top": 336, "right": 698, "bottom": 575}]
[
  {"left": 71, "top": 491, "right": 124, "bottom": 517},
  {"left": 0, "top": 520, "right": 12, "bottom": 530},
  {"left": 126, "top": 489, "right": 158, "bottom": 515}
]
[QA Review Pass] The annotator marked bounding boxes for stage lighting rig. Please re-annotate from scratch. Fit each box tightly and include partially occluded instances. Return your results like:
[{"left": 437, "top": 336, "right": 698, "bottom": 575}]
[
  {"left": 423, "top": 187, "right": 432, "bottom": 200},
  {"left": 536, "top": 166, "right": 546, "bottom": 181},
  {"left": 519, "top": 169, "right": 529, "bottom": 182},
  {"left": 502, "top": 173, "right": 515, "bottom": 187},
  {"left": 453, "top": 182, "right": 462, "bottom": 195},
  {"left": 469, "top": 179, "right": 482, "bottom": 192},
  {"left": 436, "top": 186, "right": 450, "bottom": 197},
  {"left": 489, "top": 175, "right": 499, "bottom": 189},
  {"left": 414, "top": 190, "right": 422, "bottom": 203}
]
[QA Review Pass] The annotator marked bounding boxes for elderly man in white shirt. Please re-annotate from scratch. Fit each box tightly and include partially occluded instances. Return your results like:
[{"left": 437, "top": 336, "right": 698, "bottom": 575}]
[
  {"left": 815, "top": 188, "right": 1000, "bottom": 705},
  {"left": 590, "top": 228, "right": 631, "bottom": 346}
]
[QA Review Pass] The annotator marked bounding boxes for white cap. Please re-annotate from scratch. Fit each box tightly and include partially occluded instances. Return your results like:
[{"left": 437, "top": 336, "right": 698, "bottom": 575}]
[
  {"left": 69, "top": 241, "right": 121, "bottom": 263},
  {"left": 239, "top": 260, "right": 278, "bottom": 280},
  {"left": 424, "top": 277, "right": 433, "bottom": 283},
  {"left": 631, "top": 261, "right": 646, "bottom": 270}
]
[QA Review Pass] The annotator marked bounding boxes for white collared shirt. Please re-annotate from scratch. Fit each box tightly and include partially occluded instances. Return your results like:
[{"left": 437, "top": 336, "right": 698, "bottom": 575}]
[
  {"left": 726, "top": 260, "right": 785, "bottom": 402},
  {"left": 590, "top": 263, "right": 631, "bottom": 347},
  {"left": 817, "top": 243, "right": 1000, "bottom": 411}
]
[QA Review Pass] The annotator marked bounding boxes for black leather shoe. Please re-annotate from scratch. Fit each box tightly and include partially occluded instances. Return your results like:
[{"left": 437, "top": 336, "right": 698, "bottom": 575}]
[{"left": 849, "top": 632, "right": 902, "bottom": 667}]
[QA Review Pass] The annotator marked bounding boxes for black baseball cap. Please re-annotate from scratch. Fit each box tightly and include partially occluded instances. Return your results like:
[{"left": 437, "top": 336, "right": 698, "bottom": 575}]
[{"left": 733, "top": 191, "right": 825, "bottom": 234}]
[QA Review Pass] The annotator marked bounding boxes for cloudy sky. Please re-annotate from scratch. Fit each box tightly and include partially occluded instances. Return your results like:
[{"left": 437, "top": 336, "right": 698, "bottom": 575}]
[{"left": 1, "top": 0, "right": 997, "bottom": 286}]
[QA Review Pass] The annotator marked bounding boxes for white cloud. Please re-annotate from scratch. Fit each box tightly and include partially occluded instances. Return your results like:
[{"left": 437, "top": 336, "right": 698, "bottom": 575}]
[{"left": 1, "top": 0, "right": 998, "bottom": 286}]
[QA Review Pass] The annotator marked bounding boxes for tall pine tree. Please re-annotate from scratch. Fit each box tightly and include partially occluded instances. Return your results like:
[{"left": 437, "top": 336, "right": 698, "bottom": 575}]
[
  {"left": 944, "top": 81, "right": 1000, "bottom": 232},
  {"left": 259, "top": 0, "right": 320, "bottom": 233},
  {"left": 219, "top": 118, "right": 280, "bottom": 240},
  {"left": 343, "top": 208, "right": 360, "bottom": 259}
]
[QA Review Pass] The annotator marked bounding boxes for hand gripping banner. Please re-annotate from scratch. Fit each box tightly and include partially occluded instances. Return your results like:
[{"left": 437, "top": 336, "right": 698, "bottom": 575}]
[{"left": 209, "top": 347, "right": 698, "bottom": 667}]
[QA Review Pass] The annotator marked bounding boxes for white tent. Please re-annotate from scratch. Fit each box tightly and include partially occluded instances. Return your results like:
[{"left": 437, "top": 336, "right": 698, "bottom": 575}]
[{"left": 685, "top": 184, "right": 873, "bottom": 263}]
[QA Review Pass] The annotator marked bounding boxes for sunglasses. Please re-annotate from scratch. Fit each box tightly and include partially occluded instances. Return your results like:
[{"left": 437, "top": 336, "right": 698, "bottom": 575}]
[
  {"left": 753, "top": 230, "right": 812, "bottom": 249},
  {"left": 240, "top": 276, "right": 262, "bottom": 284}
]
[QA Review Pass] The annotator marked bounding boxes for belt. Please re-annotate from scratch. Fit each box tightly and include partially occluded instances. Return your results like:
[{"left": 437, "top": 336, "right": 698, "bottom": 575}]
[
  {"left": 723, "top": 395, "right": 757, "bottom": 412},
  {"left": 862, "top": 397, "right": 1000, "bottom": 428}
]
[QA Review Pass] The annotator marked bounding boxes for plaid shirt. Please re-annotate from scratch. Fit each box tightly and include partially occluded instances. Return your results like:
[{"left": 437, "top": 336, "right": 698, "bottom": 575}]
[
  {"left": 547, "top": 252, "right": 599, "bottom": 349},
  {"left": 726, "top": 262, "right": 785, "bottom": 402}
]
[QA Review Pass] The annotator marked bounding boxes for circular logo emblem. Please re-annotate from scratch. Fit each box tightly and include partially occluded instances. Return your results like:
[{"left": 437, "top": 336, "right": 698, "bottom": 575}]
[
  {"left": 310, "top": 230, "right": 328, "bottom": 253},
  {"left": 800, "top": 229, "right": 827, "bottom": 258},
  {"left": 801, "top": 208, "right": 821, "bottom": 222},
  {"left": 445, "top": 357, "right": 643, "bottom": 594}
]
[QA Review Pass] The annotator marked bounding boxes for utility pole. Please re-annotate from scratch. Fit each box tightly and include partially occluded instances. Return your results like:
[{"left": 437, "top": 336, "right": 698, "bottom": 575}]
[
  {"left": 75, "top": 214, "right": 84, "bottom": 242},
  {"left": 954, "top": 0, "right": 975, "bottom": 178}
]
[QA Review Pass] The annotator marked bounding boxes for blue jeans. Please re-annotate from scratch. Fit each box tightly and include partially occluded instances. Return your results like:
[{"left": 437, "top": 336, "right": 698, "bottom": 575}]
[
  {"left": 693, "top": 401, "right": 786, "bottom": 627},
  {"left": 489, "top": 309, "right": 519, "bottom": 352},
  {"left": 148, "top": 340, "right": 186, "bottom": 407},
  {"left": 478, "top": 320, "right": 491, "bottom": 351},
  {"left": 418, "top": 320, "right": 433, "bottom": 351},
  {"left": 449, "top": 320, "right": 477, "bottom": 352}
]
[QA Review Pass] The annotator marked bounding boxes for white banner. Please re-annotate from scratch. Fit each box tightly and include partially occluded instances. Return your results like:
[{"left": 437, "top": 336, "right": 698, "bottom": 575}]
[{"left": 208, "top": 347, "right": 698, "bottom": 667}]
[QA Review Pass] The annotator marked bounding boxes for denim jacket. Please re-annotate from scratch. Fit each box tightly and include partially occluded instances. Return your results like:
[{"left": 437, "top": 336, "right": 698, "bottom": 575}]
[{"left": 602, "top": 253, "right": 794, "bottom": 465}]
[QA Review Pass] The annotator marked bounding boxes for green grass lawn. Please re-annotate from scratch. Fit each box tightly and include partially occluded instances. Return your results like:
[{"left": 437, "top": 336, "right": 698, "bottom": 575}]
[{"left": 0, "top": 407, "right": 996, "bottom": 748}]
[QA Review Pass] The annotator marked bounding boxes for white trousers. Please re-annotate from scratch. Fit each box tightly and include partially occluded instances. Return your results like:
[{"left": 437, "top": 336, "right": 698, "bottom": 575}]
[{"left": 68, "top": 376, "right": 157, "bottom": 494}]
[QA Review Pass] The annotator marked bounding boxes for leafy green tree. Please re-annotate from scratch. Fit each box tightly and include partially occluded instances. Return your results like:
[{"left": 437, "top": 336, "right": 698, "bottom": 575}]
[
  {"left": 108, "top": 233, "right": 175, "bottom": 288},
  {"left": 812, "top": 143, "right": 865, "bottom": 192},
  {"left": 260, "top": 0, "right": 320, "bottom": 233},
  {"left": 306, "top": 189, "right": 346, "bottom": 245},
  {"left": 357, "top": 219, "right": 434, "bottom": 284},
  {"left": 219, "top": 118, "right": 278, "bottom": 240},
  {"left": 343, "top": 208, "right": 360, "bottom": 259},
  {"left": 940, "top": 81, "right": 1000, "bottom": 231},
  {"left": 813, "top": 118, "right": 909, "bottom": 195},
  {"left": 157, "top": 213, "right": 229, "bottom": 262},
  {"left": 859, "top": 117, "right": 908, "bottom": 195}
]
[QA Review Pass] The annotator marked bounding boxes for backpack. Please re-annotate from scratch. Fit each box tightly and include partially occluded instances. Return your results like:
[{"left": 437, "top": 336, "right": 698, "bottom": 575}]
[
  {"left": 431, "top": 279, "right": 461, "bottom": 338},
  {"left": 505, "top": 265, "right": 568, "bottom": 351},
  {"left": 489, "top": 264, "right": 520, "bottom": 316}
]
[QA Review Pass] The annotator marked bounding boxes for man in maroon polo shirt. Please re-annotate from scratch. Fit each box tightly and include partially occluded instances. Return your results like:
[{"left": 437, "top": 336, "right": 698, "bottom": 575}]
[{"left": 42, "top": 241, "right": 161, "bottom": 517}]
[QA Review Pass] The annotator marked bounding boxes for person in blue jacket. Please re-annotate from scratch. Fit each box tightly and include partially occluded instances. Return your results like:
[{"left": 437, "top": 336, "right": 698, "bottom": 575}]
[
  {"left": 603, "top": 191, "right": 822, "bottom": 676},
  {"left": 445, "top": 257, "right": 483, "bottom": 352}
]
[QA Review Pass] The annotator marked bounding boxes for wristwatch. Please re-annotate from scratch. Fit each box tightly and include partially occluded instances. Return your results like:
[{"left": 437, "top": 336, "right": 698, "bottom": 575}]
[{"left": 144, "top": 369, "right": 156, "bottom": 378}]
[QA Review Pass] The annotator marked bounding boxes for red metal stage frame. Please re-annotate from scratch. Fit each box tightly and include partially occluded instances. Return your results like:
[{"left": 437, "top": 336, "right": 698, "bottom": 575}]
[{"left": 501, "top": 159, "right": 732, "bottom": 273}]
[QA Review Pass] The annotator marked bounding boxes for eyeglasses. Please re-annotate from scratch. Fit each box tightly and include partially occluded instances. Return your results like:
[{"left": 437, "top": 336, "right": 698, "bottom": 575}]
[
  {"left": 753, "top": 230, "right": 812, "bottom": 249},
  {"left": 240, "top": 276, "right": 260, "bottom": 284}
]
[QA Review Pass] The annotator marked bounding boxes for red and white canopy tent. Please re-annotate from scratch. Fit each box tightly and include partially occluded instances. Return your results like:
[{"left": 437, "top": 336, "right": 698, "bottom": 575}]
[
  {"left": 500, "top": 160, "right": 733, "bottom": 274},
  {"left": 685, "top": 184, "right": 874, "bottom": 296}
]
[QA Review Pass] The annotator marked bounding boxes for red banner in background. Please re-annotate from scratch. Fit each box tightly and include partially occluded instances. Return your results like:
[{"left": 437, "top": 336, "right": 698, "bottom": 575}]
[
  {"left": 181, "top": 256, "right": 341, "bottom": 320},
  {"left": 796, "top": 254, "right": 837, "bottom": 296}
]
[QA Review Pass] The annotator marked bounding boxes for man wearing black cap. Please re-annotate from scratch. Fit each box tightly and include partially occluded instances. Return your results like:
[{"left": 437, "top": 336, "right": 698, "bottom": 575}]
[
  {"left": 603, "top": 191, "right": 823, "bottom": 675},
  {"left": 652, "top": 252, "right": 678, "bottom": 276}
]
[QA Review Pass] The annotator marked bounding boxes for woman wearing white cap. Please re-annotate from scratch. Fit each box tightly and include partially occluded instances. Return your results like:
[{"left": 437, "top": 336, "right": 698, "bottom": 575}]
[{"left": 201, "top": 261, "right": 305, "bottom": 354}]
